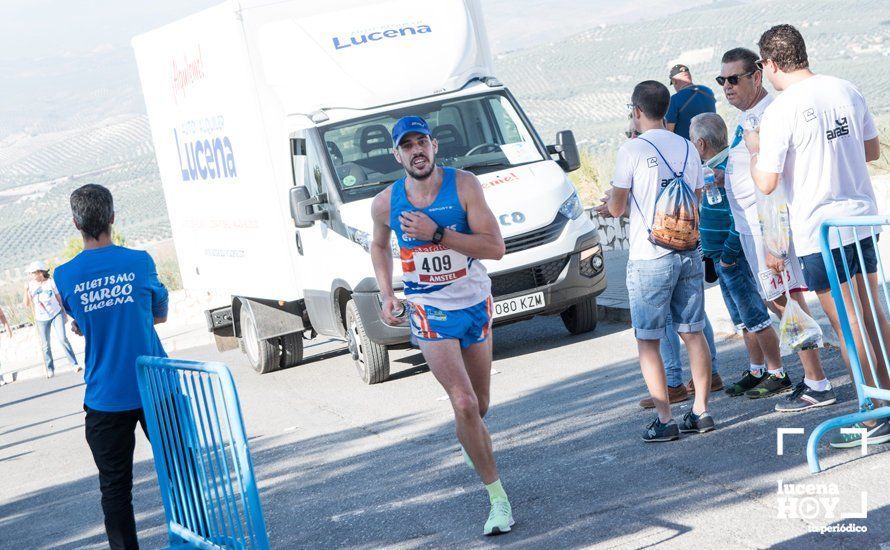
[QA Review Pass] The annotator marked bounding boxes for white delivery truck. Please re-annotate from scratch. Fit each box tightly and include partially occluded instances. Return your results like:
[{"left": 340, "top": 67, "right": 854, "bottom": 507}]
[{"left": 133, "top": 0, "right": 607, "bottom": 383}]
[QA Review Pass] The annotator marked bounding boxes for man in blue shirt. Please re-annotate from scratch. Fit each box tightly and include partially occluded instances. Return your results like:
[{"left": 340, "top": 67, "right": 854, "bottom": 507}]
[
  {"left": 666, "top": 64, "right": 717, "bottom": 140},
  {"left": 54, "top": 184, "right": 168, "bottom": 550}
]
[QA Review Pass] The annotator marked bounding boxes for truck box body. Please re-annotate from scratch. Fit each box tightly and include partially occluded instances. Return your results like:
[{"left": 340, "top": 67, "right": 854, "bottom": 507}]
[{"left": 134, "top": 0, "right": 492, "bottom": 300}]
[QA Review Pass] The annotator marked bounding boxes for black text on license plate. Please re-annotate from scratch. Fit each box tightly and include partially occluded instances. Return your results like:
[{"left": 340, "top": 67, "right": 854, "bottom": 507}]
[{"left": 493, "top": 292, "right": 545, "bottom": 318}]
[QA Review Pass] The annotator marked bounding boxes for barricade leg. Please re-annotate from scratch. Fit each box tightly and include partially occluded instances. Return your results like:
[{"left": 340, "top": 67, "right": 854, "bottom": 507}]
[{"left": 807, "top": 406, "right": 890, "bottom": 473}]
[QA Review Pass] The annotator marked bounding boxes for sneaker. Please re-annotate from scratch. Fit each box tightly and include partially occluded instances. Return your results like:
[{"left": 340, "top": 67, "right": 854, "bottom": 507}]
[
  {"left": 829, "top": 421, "right": 890, "bottom": 449},
  {"left": 483, "top": 498, "right": 514, "bottom": 536},
  {"left": 74, "top": 365, "right": 83, "bottom": 373},
  {"left": 45, "top": 370, "right": 55, "bottom": 379},
  {"left": 639, "top": 385, "right": 688, "bottom": 409},
  {"left": 679, "top": 411, "right": 716, "bottom": 434},
  {"left": 642, "top": 417, "right": 680, "bottom": 442},
  {"left": 745, "top": 372, "right": 792, "bottom": 399},
  {"left": 460, "top": 446, "right": 475, "bottom": 470},
  {"left": 775, "top": 382, "right": 837, "bottom": 412},
  {"left": 725, "top": 369, "right": 766, "bottom": 396},
  {"left": 685, "top": 373, "right": 724, "bottom": 394}
]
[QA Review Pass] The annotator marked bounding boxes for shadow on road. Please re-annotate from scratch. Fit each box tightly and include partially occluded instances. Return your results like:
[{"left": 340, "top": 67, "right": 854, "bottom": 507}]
[{"left": 2, "top": 320, "right": 888, "bottom": 548}]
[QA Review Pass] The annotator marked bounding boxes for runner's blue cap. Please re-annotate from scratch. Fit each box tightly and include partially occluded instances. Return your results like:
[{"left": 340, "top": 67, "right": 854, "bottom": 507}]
[{"left": 392, "top": 116, "right": 432, "bottom": 147}]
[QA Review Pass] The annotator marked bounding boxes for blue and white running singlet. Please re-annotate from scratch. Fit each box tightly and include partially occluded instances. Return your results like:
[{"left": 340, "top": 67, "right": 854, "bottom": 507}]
[{"left": 390, "top": 167, "right": 491, "bottom": 310}]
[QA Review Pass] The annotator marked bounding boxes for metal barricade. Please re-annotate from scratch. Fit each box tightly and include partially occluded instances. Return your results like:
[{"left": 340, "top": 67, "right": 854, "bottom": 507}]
[
  {"left": 807, "top": 216, "right": 890, "bottom": 473},
  {"left": 136, "top": 357, "right": 270, "bottom": 548}
]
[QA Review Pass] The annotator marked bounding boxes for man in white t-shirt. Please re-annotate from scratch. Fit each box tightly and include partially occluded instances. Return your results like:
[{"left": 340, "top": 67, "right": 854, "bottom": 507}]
[
  {"left": 720, "top": 46, "right": 835, "bottom": 412},
  {"left": 747, "top": 24, "right": 890, "bottom": 448},
  {"left": 600, "top": 80, "right": 716, "bottom": 441}
]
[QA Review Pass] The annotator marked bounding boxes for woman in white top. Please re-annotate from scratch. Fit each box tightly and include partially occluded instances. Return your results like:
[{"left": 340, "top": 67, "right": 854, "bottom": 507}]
[{"left": 23, "top": 260, "right": 80, "bottom": 378}]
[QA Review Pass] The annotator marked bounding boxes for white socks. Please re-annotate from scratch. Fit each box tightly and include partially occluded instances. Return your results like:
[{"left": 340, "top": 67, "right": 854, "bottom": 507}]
[
  {"left": 750, "top": 363, "right": 766, "bottom": 376},
  {"left": 804, "top": 378, "right": 832, "bottom": 392}
]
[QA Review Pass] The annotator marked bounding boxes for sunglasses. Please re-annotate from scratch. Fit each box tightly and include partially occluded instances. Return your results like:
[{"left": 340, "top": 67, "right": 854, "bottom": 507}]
[
  {"left": 716, "top": 70, "right": 757, "bottom": 86},
  {"left": 755, "top": 59, "right": 768, "bottom": 70}
]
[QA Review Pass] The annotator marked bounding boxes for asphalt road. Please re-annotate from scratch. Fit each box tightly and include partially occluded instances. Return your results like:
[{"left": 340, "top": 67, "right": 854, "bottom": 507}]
[{"left": 1, "top": 315, "right": 889, "bottom": 549}]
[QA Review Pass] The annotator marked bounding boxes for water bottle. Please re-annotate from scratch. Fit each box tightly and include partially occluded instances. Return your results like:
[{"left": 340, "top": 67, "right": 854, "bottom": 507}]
[
  {"left": 703, "top": 166, "right": 722, "bottom": 205},
  {"left": 391, "top": 300, "right": 408, "bottom": 322}
]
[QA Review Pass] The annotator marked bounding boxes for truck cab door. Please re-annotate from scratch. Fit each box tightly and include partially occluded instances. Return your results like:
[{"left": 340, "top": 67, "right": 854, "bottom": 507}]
[{"left": 288, "top": 131, "right": 349, "bottom": 337}]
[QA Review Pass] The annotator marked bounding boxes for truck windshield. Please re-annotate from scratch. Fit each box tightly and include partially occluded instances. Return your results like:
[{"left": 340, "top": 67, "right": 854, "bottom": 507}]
[{"left": 320, "top": 92, "right": 545, "bottom": 203}]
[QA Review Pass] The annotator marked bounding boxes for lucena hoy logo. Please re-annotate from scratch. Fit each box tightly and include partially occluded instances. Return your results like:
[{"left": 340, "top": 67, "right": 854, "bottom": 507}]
[
  {"left": 332, "top": 24, "right": 431, "bottom": 50},
  {"left": 174, "top": 129, "right": 237, "bottom": 182}
]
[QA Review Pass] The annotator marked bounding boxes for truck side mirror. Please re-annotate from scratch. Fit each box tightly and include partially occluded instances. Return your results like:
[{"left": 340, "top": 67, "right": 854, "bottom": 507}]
[
  {"left": 547, "top": 130, "right": 581, "bottom": 173},
  {"left": 289, "top": 186, "right": 328, "bottom": 228}
]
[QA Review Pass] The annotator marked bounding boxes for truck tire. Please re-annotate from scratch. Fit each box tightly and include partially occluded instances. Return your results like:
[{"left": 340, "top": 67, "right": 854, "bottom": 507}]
[
  {"left": 240, "top": 306, "right": 281, "bottom": 374},
  {"left": 345, "top": 300, "right": 389, "bottom": 384},
  {"left": 561, "top": 297, "right": 598, "bottom": 335},
  {"left": 280, "top": 331, "right": 304, "bottom": 369}
]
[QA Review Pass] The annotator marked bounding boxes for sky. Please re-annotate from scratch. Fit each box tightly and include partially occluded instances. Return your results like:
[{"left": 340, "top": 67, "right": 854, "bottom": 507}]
[{"left": 0, "top": 0, "right": 730, "bottom": 61}]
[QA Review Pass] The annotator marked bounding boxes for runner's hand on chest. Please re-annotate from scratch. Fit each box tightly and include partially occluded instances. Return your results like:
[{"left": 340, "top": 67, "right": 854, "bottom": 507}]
[{"left": 399, "top": 211, "right": 438, "bottom": 241}]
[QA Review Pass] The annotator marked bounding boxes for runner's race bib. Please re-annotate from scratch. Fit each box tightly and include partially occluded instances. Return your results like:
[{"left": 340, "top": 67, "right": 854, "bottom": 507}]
[
  {"left": 758, "top": 268, "right": 799, "bottom": 302},
  {"left": 413, "top": 245, "right": 468, "bottom": 284}
]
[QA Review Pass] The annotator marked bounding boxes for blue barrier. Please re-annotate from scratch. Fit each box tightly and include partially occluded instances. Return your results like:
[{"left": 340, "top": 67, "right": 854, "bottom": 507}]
[
  {"left": 136, "top": 356, "right": 270, "bottom": 549},
  {"left": 807, "top": 216, "right": 890, "bottom": 473}
]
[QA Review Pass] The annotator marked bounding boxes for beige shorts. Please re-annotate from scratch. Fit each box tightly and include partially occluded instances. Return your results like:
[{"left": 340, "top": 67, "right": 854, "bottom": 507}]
[{"left": 739, "top": 232, "right": 808, "bottom": 299}]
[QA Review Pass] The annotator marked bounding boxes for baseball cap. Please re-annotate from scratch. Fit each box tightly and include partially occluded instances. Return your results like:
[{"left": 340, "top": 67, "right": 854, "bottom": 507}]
[
  {"left": 669, "top": 64, "right": 690, "bottom": 80},
  {"left": 27, "top": 260, "right": 48, "bottom": 273},
  {"left": 391, "top": 116, "right": 432, "bottom": 147}
]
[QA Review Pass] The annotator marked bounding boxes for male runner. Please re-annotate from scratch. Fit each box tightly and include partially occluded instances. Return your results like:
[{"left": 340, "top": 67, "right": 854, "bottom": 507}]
[
  {"left": 719, "top": 46, "right": 836, "bottom": 411},
  {"left": 369, "top": 116, "right": 513, "bottom": 535}
]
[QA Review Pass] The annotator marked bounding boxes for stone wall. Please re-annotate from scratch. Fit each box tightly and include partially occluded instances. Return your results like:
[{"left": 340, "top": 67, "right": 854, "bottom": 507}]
[{"left": 584, "top": 207, "right": 630, "bottom": 251}]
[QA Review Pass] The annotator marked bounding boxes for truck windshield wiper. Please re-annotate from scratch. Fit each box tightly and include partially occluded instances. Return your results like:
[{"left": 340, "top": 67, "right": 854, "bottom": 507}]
[{"left": 460, "top": 161, "right": 509, "bottom": 172}]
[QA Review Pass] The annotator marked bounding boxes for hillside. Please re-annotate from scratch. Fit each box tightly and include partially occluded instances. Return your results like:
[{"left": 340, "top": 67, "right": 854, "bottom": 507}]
[{"left": 1, "top": 0, "right": 888, "bottom": 274}]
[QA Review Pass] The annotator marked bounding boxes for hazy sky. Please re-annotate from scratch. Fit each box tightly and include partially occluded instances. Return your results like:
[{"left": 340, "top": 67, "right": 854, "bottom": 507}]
[{"left": 0, "top": 0, "right": 730, "bottom": 61}]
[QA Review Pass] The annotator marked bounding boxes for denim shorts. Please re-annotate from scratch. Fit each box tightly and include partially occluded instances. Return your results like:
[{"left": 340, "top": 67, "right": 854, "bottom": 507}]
[
  {"left": 714, "top": 253, "right": 772, "bottom": 332},
  {"left": 626, "top": 250, "right": 706, "bottom": 339},
  {"left": 798, "top": 237, "right": 878, "bottom": 292}
]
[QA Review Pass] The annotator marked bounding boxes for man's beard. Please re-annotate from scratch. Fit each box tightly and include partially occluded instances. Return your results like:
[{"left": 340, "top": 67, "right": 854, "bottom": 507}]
[{"left": 405, "top": 154, "right": 435, "bottom": 180}]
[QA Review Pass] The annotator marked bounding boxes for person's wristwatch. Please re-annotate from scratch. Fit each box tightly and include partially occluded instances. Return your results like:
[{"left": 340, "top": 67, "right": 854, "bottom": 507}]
[{"left": 431, "top": 225, "right": 445, "bottom": 244}]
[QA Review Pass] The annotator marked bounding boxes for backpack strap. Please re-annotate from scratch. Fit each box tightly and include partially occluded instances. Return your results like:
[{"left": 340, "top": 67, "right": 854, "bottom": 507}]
[
  {"left": 677, "top": 85, "right": 706, "bottom": 118},
  {"left": 638, "top": 136, "right": 688, "bottom": 179}
]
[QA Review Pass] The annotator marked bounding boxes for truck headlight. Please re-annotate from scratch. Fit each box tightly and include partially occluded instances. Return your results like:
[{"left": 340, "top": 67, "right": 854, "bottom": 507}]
[{"left": 559, "top": 191, "right": 584, "bottom": 220}]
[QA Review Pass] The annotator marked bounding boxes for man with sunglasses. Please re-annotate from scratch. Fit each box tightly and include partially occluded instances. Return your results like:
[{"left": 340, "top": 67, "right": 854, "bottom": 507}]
[
  {"left": 665, "top": 64, "right": 716, "bottom": 140},
  {"left": 745, "top": 25, "right": 890, "bottom": 447},
  {"left": 719, "top": 47, "right": 835, "bottom": 411}
]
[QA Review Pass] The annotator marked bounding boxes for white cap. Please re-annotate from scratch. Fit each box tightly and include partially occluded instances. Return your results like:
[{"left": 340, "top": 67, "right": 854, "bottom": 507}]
[{"left": 27, "top": 260, "right": 48, "bottom": 273}]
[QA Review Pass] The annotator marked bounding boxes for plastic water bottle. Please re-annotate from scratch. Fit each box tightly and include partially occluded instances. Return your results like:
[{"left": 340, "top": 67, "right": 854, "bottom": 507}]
[
  {"left": 391, "top": 300, "right": 408, "bottom": 322},
  {"left": 703, "top": 166, "right": 722, "bottom": 205}
]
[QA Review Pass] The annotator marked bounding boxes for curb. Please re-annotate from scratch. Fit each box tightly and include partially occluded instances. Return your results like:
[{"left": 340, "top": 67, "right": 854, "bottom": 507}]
[{"left": 597, "top": 301, "right": 631, "bottom": 323}]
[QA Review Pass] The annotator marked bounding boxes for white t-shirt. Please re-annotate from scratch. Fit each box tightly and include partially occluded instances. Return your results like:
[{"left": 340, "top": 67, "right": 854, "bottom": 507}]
[
  {"left": 757, "top": 74, "right": 880, "bottom": 256},
  {"left": 725, "top": 93, "right": 774, "bottom": 235},
  {"left": 613, "top": 129, "right": 705, "bottom": 261},
  {"left": 28, "top": 279, "right": 63, "bottom": 322}
]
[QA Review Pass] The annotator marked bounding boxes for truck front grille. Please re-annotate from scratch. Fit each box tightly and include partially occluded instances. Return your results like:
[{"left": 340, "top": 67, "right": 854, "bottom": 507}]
[
  {"left": 490, "top": 256, "right": 569, "bottom": 297},
  {"left": 503, "top": 214, "right": 568, "bottom": 254}
]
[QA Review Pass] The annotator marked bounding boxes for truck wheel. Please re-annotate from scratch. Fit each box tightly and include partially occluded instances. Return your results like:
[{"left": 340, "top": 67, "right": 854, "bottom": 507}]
[
  {"left": 561, "top": 297, "right": 598, "bottom": 335},
  {"left": 280, "top": 332, "right": 304, "bottom": 369},
  {"left": 240, "top": 306, "right": 281, "bottom": 374},
  {"left": 345, "top": 300, "right": 389, "bottom": 384}
]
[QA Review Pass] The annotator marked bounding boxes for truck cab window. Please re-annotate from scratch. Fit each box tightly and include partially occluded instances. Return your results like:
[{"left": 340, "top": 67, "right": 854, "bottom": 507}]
[{"left": 320, "top": 91, "right": 545, "bottom": 204}]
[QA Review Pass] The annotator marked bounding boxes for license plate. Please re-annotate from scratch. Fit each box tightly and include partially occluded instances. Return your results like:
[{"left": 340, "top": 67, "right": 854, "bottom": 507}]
[
  {"left": 493, "top": 292, "right": 545, "bottom": 319},
  {"left": 758, "top": 268, "right": 799, "bottom": 301}
]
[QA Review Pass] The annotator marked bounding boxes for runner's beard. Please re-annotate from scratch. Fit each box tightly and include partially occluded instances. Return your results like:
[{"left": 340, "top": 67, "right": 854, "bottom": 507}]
[{"left": 405, "top": 155, "right": 435, "bottom": 180}]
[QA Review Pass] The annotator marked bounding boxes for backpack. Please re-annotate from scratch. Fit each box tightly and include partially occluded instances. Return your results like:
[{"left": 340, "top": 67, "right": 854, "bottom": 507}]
[{"left": 631, "top": 137, "right": 699, "bottom": 251}]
